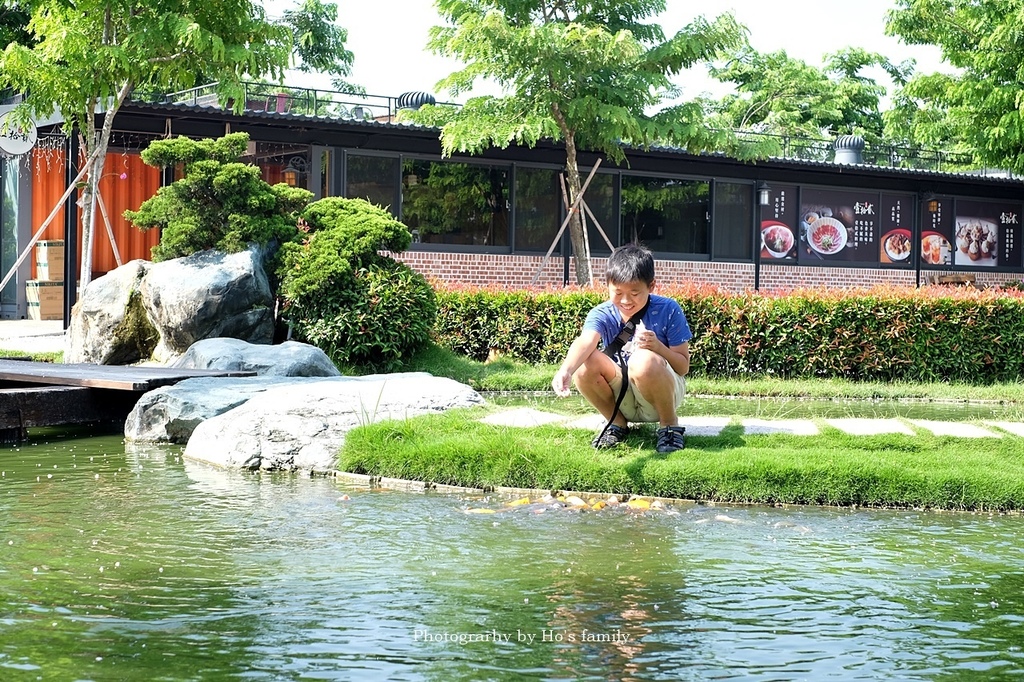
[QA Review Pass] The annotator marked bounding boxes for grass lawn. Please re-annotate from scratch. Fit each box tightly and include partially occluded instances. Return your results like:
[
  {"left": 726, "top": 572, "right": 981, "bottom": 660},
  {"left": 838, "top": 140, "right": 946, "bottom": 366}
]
[
  {"left": 336, "top": 343, "right": 1024, "bottom": 511},
  {"left": 340, "top": 407, "right": 1024, "bottom": 512},
  {"left": 0, "top": 349, "right": 62, "bottom": 363}
]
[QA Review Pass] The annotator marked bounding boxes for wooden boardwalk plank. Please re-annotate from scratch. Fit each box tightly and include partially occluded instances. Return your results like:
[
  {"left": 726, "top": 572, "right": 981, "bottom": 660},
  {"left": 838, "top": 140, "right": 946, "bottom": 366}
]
[{"left": 0, "top": 360, "right": 255, "bottom": 391}]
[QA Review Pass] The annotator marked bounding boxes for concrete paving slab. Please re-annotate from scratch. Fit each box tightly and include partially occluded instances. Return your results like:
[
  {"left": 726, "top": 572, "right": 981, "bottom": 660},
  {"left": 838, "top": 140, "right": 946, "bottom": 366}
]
[
  {"left": 908, "top": 419, "right": 1001, "bottom": 438},
  {"left": 983, "top": 421, "right": 1024, "bottom": 437},
  {"left": 826, "top": 418, "right": 915, "bottom": 436},
  {"left": 742, "top": 418, "right": 819, "bottom": 436},
  {"left": 564, "top": 414, "right": 609, "bottom": 431},
  {"left": 0, "top": 319, "right": 66, "bottom": 354},
  {"left": 680, "top": 416, "right": 733, "bottom": 436},
  {"left": 472, "top": 409, "right": 1023, "bottom": 440},
  {"left": 561, "top": 414, "right": 733, "bottom": 435}
]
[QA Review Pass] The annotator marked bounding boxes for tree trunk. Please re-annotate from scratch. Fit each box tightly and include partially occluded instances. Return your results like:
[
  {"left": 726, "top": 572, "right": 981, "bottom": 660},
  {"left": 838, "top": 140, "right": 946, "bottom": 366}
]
[
  {"left": 79, "top": 133, "right": 104, "bottom": 290},
  {"left": 79, "top": 81, "right": 132, "bottom": 289},
  {"left": 563, "top": 132, "right": 592, "bottom": 286}
]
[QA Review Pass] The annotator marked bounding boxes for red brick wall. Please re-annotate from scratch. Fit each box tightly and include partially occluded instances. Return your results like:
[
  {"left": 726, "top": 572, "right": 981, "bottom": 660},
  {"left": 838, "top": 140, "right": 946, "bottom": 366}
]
[{"left": 391, "top": 251, "right": 1024, "bottom": 292}]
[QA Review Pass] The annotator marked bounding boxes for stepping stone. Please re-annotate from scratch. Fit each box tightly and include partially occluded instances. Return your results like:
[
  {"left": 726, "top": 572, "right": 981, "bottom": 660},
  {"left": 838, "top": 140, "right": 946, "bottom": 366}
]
[
  {"left": 826, "top": 418, "right": 915, "bottom": 436},
  {"left": 680, "top": 416, "right": 732, "bottom": 436},
  {"left": 562, "top": 415, "right": 732, "bottom": 436},
  {"left": 983, "top": 421, "right": 1024, "bottom": 437},
  {"left": 742, "top": 418, "right": 819, "bottom": 436},
  {"left": 907, "top": 419, "right": 1000, "bottom": 438},
  {"left": 564, "top": 414, "right": 611, "bottom": 431},
  {"left": 479, "top": 407, "right": 570, "bottom": 427}
]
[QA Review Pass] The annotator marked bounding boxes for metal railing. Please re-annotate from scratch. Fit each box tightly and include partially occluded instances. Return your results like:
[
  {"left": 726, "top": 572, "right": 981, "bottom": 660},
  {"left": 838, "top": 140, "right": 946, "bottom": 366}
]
[
  {"left": 143, "top": 82, "right": 451, "bottom": 123},
  {"left": 732, "top": 129, "right": 985, "bottom": 174},
  {"left": 135, "top": 82, "right": 1003, "bottom": 176}
]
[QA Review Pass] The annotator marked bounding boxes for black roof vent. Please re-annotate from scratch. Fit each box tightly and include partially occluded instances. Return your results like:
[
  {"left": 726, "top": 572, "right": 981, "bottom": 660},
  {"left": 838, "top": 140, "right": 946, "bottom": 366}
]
[
  {"left": 834, "top": 134, "right": 865, "bottom": 164},
  {"left": 397, "top": 91, "right": 436, "bottom": 110}
]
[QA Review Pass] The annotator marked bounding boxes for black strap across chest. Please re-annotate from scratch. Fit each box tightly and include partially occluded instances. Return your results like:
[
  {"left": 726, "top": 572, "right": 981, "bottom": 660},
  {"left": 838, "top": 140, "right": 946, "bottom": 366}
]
[
  {"left": 595, "top": 298, "right": 651, "bottom": 443},
  {"left": 602, "top": 298, "right": 651, "bottom": 363}
]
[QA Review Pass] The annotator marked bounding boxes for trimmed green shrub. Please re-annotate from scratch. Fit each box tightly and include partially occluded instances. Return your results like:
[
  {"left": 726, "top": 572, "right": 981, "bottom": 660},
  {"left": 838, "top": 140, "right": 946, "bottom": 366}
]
[
  {"left": 125, "top": 132, "right": 311, "bottom": 262},
  {"left": 434, "top": 285, "right": 596, "bottom": 364},
  {"left": 278, "top": 197, "right": 435, "bottom": 370},
  {"left": 432, "top": 283, "right": 1024, "bottom": 384}
]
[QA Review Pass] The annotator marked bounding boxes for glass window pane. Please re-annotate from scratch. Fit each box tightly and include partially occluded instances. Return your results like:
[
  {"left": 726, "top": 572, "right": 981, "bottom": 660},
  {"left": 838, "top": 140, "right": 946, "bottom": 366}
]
[
  {"left": 347, "top": 154, "right": 399, "bottom": 215},
  {"left": 514, "top": 167, "right": 560, "bottom": 251},
  {"left": 583, "top": 172, "right": 617, "bottom": 255},
  {"left": 401, "top": 160, "right": 508, "bottom": 246},
  {"left": 2, "top": 157, "right": 18, "bottom": 304},
  {"left": 713, "top": 181, "right": 753, "bottom": 260},
  {"left": 621, "top": 175, "right": 710, "bottom": 255}
]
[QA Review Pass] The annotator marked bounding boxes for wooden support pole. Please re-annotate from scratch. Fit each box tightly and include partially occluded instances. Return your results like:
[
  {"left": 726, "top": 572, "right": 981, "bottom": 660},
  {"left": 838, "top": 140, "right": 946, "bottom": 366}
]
[
  {"left": 94, "top": 188, "right": 123, "bottom": 267},
  {"left": 530, "top": 159, "right": 603, "bottom": 286}
]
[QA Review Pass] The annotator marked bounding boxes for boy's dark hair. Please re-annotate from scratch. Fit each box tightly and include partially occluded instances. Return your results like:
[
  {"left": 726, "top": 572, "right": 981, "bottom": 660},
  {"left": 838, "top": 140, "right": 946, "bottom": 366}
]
[{"left": 605, "top": 243, "right": 655, "bottom": 286}]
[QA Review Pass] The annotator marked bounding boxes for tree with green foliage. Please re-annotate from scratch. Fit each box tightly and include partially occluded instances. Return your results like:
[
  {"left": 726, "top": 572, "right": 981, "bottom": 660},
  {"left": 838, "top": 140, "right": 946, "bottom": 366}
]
[
  {"left": 281, "top": 0, "right": 360, "bottom": 93},
  {"left": 704, "top": 46, "right": 911, "bottom": 150},
  {"left": 407, "top": 0, "right": 747, "bottom": 285},
  {"left": 0, "top": 3, "right": 31, "bottom": 53},
  {"left": 125, "top": 133, "right": 311, "bottom": 262},
  {"left": 885, "top": 0, "right": 1024, "bottom": 172},
  {"left": 277, "top": 198, "right": 437, "bottom": 371},
  {"left": 0, "top": 0, "right": 352, "bottom": 287}
]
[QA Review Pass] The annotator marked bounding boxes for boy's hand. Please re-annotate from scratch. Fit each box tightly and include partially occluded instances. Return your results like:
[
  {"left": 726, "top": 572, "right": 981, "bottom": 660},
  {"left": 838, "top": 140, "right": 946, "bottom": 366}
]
[
  {"left": 634, "top": 330, "right": 661, "bottom": 353},
  {"left": 551, "top": 368, "right": 572, "bottom": 397}
]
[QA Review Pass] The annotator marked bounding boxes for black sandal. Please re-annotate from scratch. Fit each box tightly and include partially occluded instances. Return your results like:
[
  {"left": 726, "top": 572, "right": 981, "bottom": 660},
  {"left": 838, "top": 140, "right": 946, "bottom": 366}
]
[{"left": 592, "top": 423, "right": 630, "bottom": 449}]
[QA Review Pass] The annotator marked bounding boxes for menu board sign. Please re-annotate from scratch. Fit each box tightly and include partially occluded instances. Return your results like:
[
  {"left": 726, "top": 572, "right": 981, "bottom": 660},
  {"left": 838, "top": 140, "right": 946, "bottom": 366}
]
[
  {"left": 879, "top": 194, "right": 914, "bottom": 266},
  {"left": 919, "top": 196, "right": 953, "bottom": 265},
  {"left": 759, "top": 183, "right": 798, "bottom": 261},
  {"left": 798, "top": 189, "right": 879, "bottom": 263},
  {"left": 952, "top": 199, "right": 1022, "bottom": 268}
]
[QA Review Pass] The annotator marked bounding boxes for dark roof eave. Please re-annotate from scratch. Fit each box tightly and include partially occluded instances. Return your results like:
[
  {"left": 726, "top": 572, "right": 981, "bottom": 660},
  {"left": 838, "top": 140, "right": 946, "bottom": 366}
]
[{"left": 113, "top": 101, "right": 1024, "bottom": 190}]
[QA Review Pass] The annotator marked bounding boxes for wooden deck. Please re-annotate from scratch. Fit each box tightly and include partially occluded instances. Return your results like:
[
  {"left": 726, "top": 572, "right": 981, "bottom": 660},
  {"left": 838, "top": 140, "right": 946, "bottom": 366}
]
[
  {"left": 0, "top": 360, "right": 257, "bottom": 441},
  {"left": 0, "top": 359, "right": 255, "bottom": 391}
]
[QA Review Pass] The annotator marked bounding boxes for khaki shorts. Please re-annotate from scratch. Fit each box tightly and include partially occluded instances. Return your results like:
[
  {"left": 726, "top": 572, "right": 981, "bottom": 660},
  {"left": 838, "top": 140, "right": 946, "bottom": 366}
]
[{"left": 608, "top": 363, "right": 687, "bottom": 423}]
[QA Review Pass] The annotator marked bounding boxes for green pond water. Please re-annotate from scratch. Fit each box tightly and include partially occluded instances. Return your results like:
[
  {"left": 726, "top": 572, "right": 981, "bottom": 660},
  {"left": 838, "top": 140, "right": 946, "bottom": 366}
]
[{"left": 3, "top": 419, "right": 1024, "bottom": 680}]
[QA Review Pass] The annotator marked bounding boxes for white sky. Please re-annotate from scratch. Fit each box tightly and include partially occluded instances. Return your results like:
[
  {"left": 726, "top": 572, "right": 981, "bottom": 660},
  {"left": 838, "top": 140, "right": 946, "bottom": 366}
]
[{"left": 264, "top": 0, "right": 948, "bottom": 103}]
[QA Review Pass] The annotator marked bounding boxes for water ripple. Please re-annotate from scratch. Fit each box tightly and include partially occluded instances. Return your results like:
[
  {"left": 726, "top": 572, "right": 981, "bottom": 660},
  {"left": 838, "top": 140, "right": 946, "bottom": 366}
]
[{"left": 3, "top": 438, "right": 1024, "bottom": 679}]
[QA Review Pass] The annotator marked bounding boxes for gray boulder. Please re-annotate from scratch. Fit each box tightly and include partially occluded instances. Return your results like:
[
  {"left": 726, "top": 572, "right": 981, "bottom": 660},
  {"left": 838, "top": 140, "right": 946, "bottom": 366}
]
[
  {"left": 124, "top": 376, "right": 334, "bottom": 443},
  {"left": 182, "top": 373, "right": 485, "bottom": 472},
  {"left": 65, "top": 247, "right": 275, "bottom": 365},
  {"left": 64, "top": 260, "right": 150, "bottom": 364},
  {"left": 173, "top": 338, "right": 340, "bottom": 377},
  {"left": 140, "top": 248, "right": 274, "bottom": 363}
]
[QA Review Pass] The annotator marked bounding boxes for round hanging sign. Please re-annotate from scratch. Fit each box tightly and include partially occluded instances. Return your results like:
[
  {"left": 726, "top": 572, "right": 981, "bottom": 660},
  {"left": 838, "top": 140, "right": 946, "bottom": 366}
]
[{"left": 0, "top": 111, "right": 38, "bottom": 155}]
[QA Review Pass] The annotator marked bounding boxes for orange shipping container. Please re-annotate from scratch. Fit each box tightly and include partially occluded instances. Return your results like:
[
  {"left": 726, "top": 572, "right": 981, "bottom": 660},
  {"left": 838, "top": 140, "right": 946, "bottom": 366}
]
[{"left": 31, "top": 147, "right": 162, "bottom": 280}]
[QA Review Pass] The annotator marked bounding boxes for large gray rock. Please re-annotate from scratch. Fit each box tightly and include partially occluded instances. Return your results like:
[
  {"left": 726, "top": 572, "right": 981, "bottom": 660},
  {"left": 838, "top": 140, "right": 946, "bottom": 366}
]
[
  {"left": 124, "top": 376, "right": 334, "bottom": 443},
  {"left": 140, "top": 249, "right": 274, "bottom": 363},
  {"left": 64, "top": 260, "right": 150, "bottom": 364},
  {"left": 65, "top": 247, "right": 275, "bottom": 365},
  {"left": 183, "top": 373, "right": 485, "bottom": 472},
  {"left": 173, "top": 338, "right": 340, "bottom": 377}
]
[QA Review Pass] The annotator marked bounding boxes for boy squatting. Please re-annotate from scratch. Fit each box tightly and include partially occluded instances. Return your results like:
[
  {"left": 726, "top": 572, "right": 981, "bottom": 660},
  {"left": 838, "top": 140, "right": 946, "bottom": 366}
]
[{"left": 551, "top": 243, "right": 691, "bottom": 453}]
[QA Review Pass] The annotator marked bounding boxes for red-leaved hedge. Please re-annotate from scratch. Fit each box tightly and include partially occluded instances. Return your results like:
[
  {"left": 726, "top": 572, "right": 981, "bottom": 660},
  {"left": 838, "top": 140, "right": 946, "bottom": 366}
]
[{"left": 433, "top": 282, "right": 1024, "bottom": 384}]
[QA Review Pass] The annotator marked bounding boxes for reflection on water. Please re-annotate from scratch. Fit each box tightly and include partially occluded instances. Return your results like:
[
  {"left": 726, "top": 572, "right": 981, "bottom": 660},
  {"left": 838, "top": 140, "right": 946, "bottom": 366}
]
[{"left": 2, "top": 434, "right": 1024, "bottom": 680}]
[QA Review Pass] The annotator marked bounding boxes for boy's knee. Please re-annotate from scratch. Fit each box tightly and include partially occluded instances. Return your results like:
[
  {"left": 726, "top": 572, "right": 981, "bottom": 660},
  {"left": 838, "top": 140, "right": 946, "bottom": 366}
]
[
  {"left": 572, "top": 360, "right": 601, "bottom": 385},
  {"left": 627, "top": 350, "right": 669, "bottom": 379}
]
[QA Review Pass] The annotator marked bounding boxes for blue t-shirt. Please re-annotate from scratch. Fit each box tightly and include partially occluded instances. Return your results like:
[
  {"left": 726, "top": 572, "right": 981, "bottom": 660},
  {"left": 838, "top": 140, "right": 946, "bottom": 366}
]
[{"left": 582, "top": 294, "right": 692, "bottom": 352}]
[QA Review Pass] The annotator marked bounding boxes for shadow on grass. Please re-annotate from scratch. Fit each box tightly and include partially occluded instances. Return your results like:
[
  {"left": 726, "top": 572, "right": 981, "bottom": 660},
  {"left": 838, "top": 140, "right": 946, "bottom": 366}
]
[{"left": 617, "top": 423, "right": 748, "bottom": 491}]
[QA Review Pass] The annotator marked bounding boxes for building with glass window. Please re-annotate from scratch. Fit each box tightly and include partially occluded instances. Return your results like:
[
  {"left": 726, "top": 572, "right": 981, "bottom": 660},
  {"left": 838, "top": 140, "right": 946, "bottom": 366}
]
[{"left": 3, "top": 85, "right": 1023, "bottom": 319}]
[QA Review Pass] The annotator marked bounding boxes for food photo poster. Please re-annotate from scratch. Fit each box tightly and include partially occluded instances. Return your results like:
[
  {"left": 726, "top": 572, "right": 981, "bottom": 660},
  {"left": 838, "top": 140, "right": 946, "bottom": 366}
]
[
  {"left": 759, "top": 188, "right": 1021, "bottom": 270},
  {"left": 920, "top": 197, "right": 1023, "bottom": 268}
]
